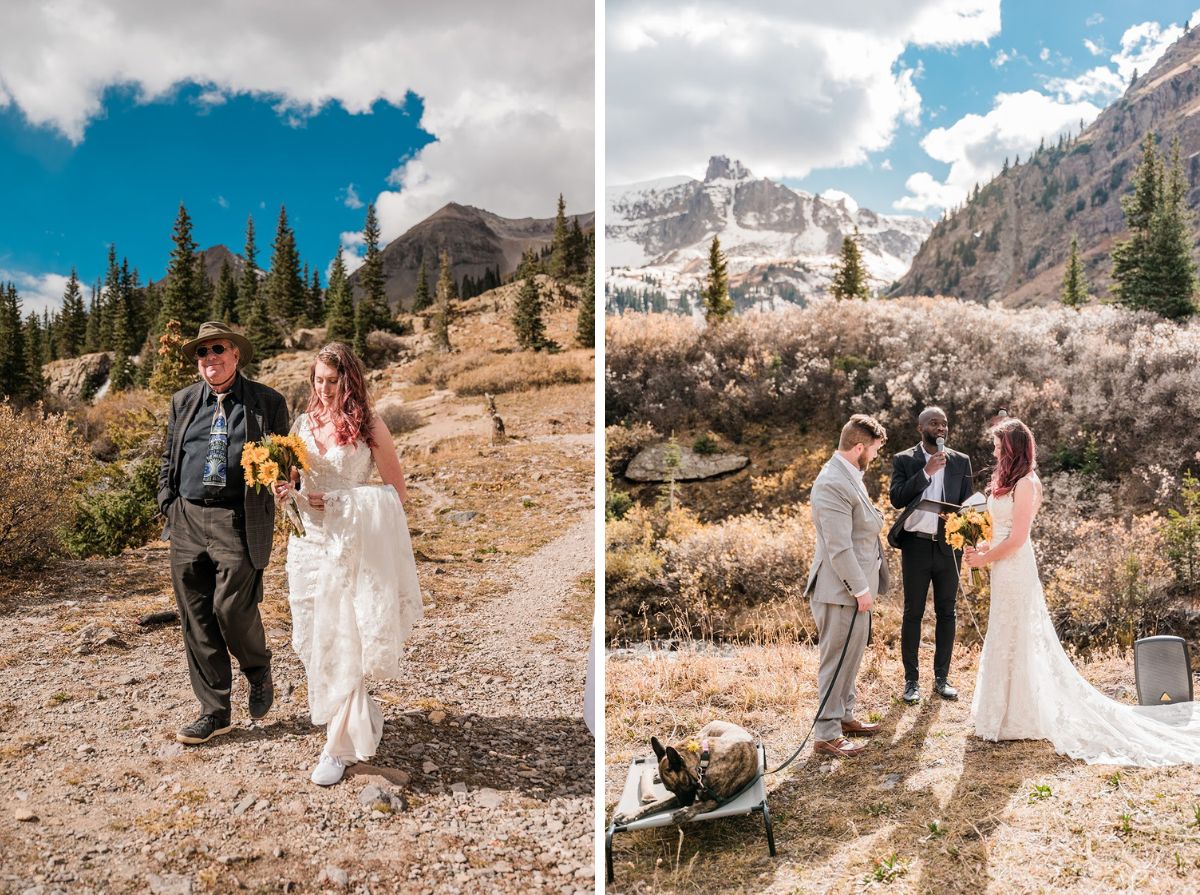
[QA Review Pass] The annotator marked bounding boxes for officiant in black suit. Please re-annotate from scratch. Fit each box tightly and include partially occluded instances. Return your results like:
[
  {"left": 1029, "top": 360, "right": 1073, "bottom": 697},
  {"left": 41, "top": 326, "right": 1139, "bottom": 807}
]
[{"left": 888, "top": 406, "right": 974, "bottom": 705}]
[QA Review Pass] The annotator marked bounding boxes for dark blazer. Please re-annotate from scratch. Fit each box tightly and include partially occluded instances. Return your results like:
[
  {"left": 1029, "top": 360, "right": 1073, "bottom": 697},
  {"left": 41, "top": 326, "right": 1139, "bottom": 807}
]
[
  {"left": 157, "top": 376, "right": 290, "bottom": 570},
  {"left": 887, "top": 443, "right": 974, "bottom": 554}
]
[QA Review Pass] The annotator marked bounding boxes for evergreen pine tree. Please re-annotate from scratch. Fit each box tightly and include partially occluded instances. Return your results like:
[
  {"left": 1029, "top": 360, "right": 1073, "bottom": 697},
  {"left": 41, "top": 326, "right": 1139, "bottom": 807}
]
[
  {"left": 237, "top": 215, "right": 259, "bottom": 325},
  {"left": 1112, "top": 132, "right": 1197, "bottom": 318},
  {"left": 1144, "top": 137, "right": 1197, "bottom": 319},
  {"left": 84, "top": 283, "right": 100, "bottom": 353},
  {"left": 354, "top": 204, "right": 390, "bottom": 350},
  {"left": 265, "top": 205, "right": 305, "bottom": 328},
  {"left": 100, "top": 244, "right": 120, "bottom": 351},
  {"left": 0, "top": 283, "right": 29, "bottom": 401},
  {"left": 1060, "top": 234, "right": 1089, "bottom": 308},
  {"left": 58, "top": 267, "right": 87, "bottom": 358},
  {"left": 433, "top": 250, "right": 454, "bottom": 352},
  {"left": 196, "top": 267, "right": 215, "bottom": 325},
  {"left": 214, "top": 258, "right": 238, "bottom": 322},
  {"left": 830, "top": 227, "right": 871, "bottom": 300},
  {"left": 702, "top": 236, "right": 733, "bottom": 322},
  {"left": 324, "top": 249, "right": 355, "bottom": 343},
  {"left": 306, "top": 267, "right": 324, "bottom": 326},
  {"left": 575, "top": 264, "right": 595, "bottom": 347},
  {"left": 412, "top": 262, "right": 431, "bottom": 311},
  {"left": 549, "top": 194, "right": 570, "bottom": 278},
  {"left": 42, "top": 309, "right": 57, "bottom": 363},
  {"left": 23, "top": 311, "right": 45, "bottom": 400},
  {"left": 513, "top": 277, "right": 553, "bottom": 351},
  {"left": 159, "top": 203, "right": 206, "bottom": 336},
  {"left": 566, "top": 217, "right": 587, "bottom": 277}
]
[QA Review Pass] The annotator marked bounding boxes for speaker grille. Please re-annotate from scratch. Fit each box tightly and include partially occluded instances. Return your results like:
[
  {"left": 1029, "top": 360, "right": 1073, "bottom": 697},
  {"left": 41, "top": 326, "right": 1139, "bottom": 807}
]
[{"left": 1134, "top": 636, "right": 1194, "bottom": 706}]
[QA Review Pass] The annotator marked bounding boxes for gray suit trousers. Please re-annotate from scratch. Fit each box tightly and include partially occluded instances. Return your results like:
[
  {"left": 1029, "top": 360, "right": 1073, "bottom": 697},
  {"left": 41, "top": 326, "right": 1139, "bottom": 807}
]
[
  {"left": 811, "top": 601, "right": 871, "bottom": 742},
  {"left": 169, "top": 500, "right": 271, "bottom": 717}
]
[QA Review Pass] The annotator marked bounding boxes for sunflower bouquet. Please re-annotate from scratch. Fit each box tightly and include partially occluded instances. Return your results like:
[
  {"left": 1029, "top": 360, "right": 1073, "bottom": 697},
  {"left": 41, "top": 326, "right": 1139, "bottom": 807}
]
[
  {"left": 242, "top": 433, "right": 310, "bottom": 536},
  {"left": 944, "top": 507, "right": 993, "bottom": 588}
]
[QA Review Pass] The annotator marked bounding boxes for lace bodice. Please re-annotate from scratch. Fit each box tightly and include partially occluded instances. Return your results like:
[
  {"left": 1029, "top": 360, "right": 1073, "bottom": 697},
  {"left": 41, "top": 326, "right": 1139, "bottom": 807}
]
[{"left": 294, "top": 413, "right": 375, "bottom": 492}]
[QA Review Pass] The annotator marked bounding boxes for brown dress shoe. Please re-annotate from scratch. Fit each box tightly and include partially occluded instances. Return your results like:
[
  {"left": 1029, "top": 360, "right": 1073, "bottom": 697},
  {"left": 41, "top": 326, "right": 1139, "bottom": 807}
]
[
  {"left": 841, "top": 718, "right": 881, "bottom": 737},
  {"left": 814, "top": 737, "right": 868, "bottom": 758}
]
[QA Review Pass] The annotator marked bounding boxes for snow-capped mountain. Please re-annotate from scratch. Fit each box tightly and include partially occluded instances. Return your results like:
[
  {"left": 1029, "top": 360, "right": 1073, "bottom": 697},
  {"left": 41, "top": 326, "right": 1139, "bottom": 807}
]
[{"left": 606, "top": 155, "right": 932, "bottom": 312}]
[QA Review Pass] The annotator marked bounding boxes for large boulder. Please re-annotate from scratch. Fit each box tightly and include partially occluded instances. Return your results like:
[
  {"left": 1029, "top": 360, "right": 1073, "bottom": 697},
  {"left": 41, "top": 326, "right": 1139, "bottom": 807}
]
[
  {"left": 43, "top": 352, "right": 111, "bottom": 402},
  {"left": 625, "top": 443, "right": 749, "bottom": 482}
]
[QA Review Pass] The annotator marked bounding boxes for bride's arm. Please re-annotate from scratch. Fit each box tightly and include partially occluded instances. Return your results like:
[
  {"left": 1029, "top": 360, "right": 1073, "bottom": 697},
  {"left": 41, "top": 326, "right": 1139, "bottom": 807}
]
[
  {"left": 972, "top": 478, "right": 1036, "bottom": 566},
  {"left": 369, "top": 414, "right": 409, "bottom": 504}
]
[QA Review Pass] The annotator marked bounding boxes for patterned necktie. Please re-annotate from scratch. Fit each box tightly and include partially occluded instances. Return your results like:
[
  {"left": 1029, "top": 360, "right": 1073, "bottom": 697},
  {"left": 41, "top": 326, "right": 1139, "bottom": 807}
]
[{"left": 202, "top": 392, "right": 228, "bottom": 488}]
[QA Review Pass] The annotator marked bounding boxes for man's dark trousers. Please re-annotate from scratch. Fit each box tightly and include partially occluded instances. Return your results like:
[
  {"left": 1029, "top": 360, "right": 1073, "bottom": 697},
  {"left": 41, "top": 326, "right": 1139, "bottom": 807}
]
[
  {"left": 169, "top": 499, "right": 271, "bottom": 718},
  {"left": 899, "top": 531, "right": 959, "bottom": 684}
]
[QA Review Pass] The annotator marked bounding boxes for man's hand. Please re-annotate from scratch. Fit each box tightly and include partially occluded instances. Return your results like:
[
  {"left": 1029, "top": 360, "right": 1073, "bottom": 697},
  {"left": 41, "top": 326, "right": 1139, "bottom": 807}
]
[
  {"left": 923, "top": 451, "right": 947, "bottom": 477},
  {"left": 856, "top": 590, "right": 874, "bottom": 613}
]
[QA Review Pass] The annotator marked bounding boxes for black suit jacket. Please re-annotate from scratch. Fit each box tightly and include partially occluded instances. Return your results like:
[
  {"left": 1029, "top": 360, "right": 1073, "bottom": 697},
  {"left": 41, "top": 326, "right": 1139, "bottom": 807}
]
[
  {"left": 887, "top": 443, "right": 974, "bottom": 554},
  {"left": 157, "top": 375, "right": 290, "bottom": 570}
]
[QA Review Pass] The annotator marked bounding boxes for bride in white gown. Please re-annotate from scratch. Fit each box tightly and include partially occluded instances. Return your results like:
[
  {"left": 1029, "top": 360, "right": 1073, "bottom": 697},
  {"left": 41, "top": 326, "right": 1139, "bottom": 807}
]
[
  {"left": 964, "top": 417, "right": 1200, "bottom": 766},
  {"left": 274, "top": 342, "right": 423, "bottom": 785}
]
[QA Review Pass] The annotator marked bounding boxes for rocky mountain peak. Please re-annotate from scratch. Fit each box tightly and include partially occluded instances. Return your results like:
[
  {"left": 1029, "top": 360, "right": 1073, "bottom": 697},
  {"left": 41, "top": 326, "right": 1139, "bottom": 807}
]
[{"left": 705, "top": 155, "right": 754, "bottom": 182}]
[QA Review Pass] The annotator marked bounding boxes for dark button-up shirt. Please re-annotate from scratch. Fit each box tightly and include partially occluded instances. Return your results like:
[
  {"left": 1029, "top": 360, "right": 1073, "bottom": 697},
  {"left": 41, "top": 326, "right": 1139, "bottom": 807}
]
[{"left": 179, "top": 373, "right": 247, "bottom": 503}]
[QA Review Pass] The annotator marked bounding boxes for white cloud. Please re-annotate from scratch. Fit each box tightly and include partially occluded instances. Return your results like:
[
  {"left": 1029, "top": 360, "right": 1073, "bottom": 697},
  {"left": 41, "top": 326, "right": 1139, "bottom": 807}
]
[
  {"left": 897, "top": 9, "right": 1200, "bottom": 213},
  {"left": 992, "top": 48, "right": 1014, "bottom": 67},
  {"left": 1086, "top": 13, "right": 1104, "bottom": 27},
  {"left": 0, "top": 1, "right": 593, "bottom": 243},
  {"left": 896, "top": 90, "right": 1100, "bottom": 212},
  {"left": 606, "top": 0, "right": 1000, "bottom": 183},
  {"left": 1039, "top": 47, "right": 1051, "bottom": 62},
  {"left": 342, "top": 183, "right": 364, "bottom": 210},
  {"left": 216, "top": 195, "right": 229, "bottom": 209},
  {"left": 881, "top": 158, "right": 893, "bottom": 171},
  {"left": 1047, "top": 14, "right": 1198, "bottom": 103},
  {"left": 0, "top": 269, "right": 73, "bottom": 315}
]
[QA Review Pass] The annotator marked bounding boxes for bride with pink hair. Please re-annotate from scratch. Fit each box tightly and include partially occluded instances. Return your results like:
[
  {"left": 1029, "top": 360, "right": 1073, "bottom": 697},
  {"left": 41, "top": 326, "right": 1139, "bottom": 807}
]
[{"left": 274, "top": 342, "right": 422, "bottom": 786}]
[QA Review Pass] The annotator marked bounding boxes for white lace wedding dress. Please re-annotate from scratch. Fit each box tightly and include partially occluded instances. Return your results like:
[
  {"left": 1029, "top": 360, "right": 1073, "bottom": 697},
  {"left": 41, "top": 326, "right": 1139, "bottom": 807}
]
[
  {"left": 285, "top": 413, "right": 423, "bottom": 763},
  {"left": 972, "top": 477, "right": 1200, "bottom": 765}
]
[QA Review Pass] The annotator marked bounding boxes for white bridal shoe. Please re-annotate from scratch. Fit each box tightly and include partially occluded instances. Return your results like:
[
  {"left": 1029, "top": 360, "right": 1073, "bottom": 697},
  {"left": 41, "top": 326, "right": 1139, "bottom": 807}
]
[{"left": 310, "top": 751, "right": 346, "bottom": 786}]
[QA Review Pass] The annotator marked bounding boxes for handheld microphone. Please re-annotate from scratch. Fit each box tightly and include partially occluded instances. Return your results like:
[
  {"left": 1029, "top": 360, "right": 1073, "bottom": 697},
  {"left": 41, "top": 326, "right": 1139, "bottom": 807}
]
[{"left": 936, "top": 436, "right": 946, "bottom": 454}]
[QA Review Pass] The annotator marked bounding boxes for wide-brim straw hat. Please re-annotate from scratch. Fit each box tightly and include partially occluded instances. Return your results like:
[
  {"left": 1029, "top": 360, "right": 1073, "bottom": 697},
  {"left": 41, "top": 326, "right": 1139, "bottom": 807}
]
[{"left": 181, "top": 321, "right": 254, "bottom": 365}]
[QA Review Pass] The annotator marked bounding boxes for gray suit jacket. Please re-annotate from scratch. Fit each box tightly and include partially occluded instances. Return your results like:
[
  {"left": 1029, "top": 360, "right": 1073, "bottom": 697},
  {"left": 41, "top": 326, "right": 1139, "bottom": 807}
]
[
  {"left": 157, "top": 376, "right": 290, "bottom": 570},
  {"left": 805, "top": 456, "right": 890, "bottom": 607}
]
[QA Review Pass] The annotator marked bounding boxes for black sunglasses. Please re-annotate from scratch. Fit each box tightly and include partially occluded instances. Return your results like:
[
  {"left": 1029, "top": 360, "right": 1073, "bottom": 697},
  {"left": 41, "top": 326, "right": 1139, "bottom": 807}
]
[{"left": 195, "top": 344, "right": 229, "bottom": 358}]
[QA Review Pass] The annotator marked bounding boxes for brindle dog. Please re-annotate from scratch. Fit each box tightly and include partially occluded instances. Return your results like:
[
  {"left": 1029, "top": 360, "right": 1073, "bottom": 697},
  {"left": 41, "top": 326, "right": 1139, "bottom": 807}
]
[{"left": 614, "top": 721, "right": 759, "bottom": 825}]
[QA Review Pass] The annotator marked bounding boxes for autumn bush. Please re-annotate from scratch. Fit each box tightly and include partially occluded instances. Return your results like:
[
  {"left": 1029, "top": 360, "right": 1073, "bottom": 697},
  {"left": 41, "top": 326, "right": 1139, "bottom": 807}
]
[
  {"left": 605, "top": 301, "right": 1200, "bottom": 651},
  {"left": 449, "top": 349, "right": 593, "bottom": 396},
  {"left": 0, "top": 402, "right": 87, "bottom": 569}
]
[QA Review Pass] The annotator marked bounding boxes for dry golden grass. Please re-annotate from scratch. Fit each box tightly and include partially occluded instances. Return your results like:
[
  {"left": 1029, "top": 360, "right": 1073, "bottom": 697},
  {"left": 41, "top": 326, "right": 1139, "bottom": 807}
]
[
  {"left": 448, "top": 348, "right": 594, "bottom": 396},
  {"left": 606, "top": 639, "right": 1200, "bottom": 894}
]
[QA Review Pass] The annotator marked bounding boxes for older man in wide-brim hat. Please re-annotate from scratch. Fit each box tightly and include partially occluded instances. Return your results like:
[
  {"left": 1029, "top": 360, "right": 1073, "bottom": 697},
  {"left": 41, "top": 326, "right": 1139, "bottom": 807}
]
[{"left": 157, "top": 321, "right": 289, "bottom": 745}]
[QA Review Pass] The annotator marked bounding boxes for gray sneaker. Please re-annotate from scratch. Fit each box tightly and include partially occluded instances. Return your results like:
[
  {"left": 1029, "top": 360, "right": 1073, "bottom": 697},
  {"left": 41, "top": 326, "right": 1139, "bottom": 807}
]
[{"left": 176, "top": 713, "right": 232, "bottom": 745}]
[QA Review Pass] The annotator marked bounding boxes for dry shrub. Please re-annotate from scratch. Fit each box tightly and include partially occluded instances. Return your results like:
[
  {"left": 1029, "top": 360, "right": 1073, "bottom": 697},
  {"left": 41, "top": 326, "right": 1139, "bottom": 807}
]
[
  {"left": 72, "top": 389, "right": 168, "bottom": 448},
  {"left": 407, "top": 349, "right": 492, "bottom": 389},
  {"left": 448, "top": 350, "right": 593, "bottom": 396},
  {"left": 375, "top": 397, "right": 423, "bottom": 435},
  {"left": 1045, "top": 514, "right": 1175, "bottom": 659},
  {"left": 605, "top": 421, "right": 660, "bottom": 475},
  {"left": 0, "top": 402, "right": 87, "bottom": 569},
  {"left": 606, "top": 299, "right": 1200, "bottom": 502}
]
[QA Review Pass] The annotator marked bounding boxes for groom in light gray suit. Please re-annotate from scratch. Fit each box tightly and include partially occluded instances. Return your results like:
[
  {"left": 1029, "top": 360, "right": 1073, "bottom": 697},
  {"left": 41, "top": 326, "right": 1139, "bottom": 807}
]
[{"left": 805, "top": 413, "right": 891, "bottom": 759}]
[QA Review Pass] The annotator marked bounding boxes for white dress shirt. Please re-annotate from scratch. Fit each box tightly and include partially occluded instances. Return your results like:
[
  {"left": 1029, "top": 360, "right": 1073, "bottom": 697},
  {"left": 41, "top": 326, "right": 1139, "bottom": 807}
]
[{"left": 904, "top": 444, "right": 944, "bottom": 534}]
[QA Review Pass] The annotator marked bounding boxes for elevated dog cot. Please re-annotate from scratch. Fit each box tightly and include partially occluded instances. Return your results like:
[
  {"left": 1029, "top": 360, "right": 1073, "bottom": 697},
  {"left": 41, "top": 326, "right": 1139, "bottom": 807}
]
[{"left": 606, "top": 742, "right": 775, "bottom": 882}]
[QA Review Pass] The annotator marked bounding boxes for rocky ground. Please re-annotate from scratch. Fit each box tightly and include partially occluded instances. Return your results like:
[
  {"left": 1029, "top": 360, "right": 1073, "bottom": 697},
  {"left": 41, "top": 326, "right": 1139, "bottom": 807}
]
[{"left": 0, "top": 306, "right": 597, "bottom": 894}]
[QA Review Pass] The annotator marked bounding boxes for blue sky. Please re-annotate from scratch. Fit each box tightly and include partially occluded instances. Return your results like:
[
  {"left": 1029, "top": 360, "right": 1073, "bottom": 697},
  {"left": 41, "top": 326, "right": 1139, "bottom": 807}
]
[
  {"left": 0, "top": 86, "right": 431, "bottom": 295},
  {"left": 608, "top": 1, "right": 1200, "bottom": 218},
  {"left": 0, "top": 1, "right": 594, "bottom": 313}
]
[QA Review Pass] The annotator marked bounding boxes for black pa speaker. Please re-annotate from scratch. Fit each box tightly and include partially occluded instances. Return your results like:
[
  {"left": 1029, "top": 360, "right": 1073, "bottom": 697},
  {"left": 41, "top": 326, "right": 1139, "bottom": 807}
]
[{"left": 1134, "top": 635, "right": 1194, "bottom": 706}]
